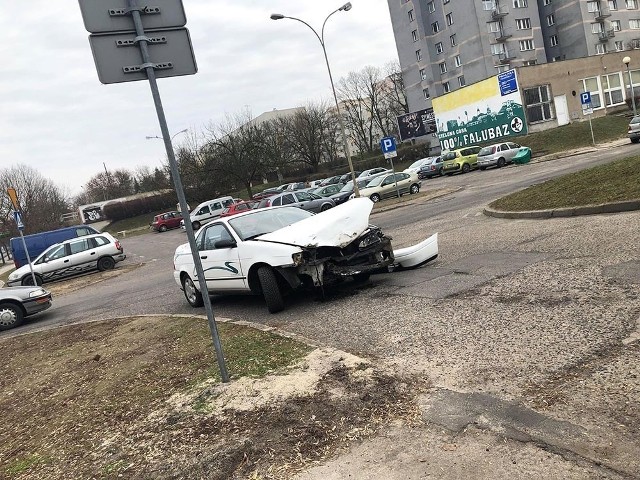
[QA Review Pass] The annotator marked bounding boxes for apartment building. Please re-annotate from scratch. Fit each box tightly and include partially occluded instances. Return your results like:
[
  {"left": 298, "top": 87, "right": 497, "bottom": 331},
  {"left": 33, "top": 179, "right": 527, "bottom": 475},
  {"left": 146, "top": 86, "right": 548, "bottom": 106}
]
[{"left": 388, "top": 0, "right": 640, "bottom": 114}]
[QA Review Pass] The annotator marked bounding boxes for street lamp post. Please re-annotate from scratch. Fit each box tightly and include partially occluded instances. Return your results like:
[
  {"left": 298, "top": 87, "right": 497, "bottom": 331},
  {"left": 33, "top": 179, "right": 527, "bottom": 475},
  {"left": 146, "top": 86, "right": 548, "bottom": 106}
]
[
  {"left": 146, "top": 128, "right": 189, "bottom": 142},
  {"left": 623, "top": 56, "right": 637, "bottom": 117},
  {"left": 270, "top": 3, "right": 361, "bottom": 197}
]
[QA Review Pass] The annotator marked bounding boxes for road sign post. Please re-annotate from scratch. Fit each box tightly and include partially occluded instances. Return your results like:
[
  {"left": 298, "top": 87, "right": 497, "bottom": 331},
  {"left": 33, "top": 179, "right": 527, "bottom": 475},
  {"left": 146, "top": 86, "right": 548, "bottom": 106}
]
[
  {"left": 6, "top": 188, "right": 38, "bottom": 286},
  {"left": 581, "top": 91, "right": 596, "bottom": 145},
  {"left": 380, "top": 137, "right": 401, "bottom": 199},
  {"left": 79, "top": 0, "right": 228, "bottom": 382}
]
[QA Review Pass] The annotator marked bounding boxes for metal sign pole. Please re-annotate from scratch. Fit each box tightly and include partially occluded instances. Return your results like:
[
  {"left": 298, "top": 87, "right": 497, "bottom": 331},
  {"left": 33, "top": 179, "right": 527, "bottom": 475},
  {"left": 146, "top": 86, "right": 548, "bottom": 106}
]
[
  {"left": 18, "top": 231, "right": 38, "bottom": 286},
  {"left": 126, "top": 0, "right": 229, "bottom": 382},
  {"left": 388, "top": 158, "right": 401, "bottom": 199},
  {"left": 588, "top": 110, "right": 595, "bottom": 146}
]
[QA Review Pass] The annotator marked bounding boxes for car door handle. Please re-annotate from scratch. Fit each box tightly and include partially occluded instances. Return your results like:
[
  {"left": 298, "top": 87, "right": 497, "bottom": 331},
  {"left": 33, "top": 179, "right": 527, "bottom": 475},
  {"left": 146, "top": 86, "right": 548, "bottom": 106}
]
[
  {"left": 200, "top": 255, "right": 207, "bottom": 259},
  {"left": 90, "top": 252, "right": 96, "bottom": 255},
  {"left": 64, "top": 259, "right": 69, "bottom": 263}
]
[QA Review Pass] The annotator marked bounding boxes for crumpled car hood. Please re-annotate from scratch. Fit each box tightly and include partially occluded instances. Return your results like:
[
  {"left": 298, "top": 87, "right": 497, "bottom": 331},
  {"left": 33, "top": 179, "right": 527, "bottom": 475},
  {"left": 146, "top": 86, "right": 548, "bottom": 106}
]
[{"left": 256, "top": 197, "right": 374, "bottom": 249}]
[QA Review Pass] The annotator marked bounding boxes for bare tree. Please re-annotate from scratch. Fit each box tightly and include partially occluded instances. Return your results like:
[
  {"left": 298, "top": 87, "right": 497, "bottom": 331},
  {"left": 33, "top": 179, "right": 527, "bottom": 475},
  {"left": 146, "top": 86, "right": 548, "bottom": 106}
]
[
  {"left": 0, "top": 164, "right": 70, "bottom": 235},
  {"left": 83, "top": 168, "right": 134, "bottom": 201}
]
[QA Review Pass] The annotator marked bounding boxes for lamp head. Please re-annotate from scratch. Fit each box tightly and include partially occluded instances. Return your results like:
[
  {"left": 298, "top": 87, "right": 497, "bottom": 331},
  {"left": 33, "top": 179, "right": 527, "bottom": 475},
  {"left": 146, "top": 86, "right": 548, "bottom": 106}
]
[
  {"left": 623, "top": 56, "right": 631, "bottom": 67},
  {"left": 340, "top": 2, "right": 352, "bottom": 11},
  {"left": 270, "top": 13, "right": 284, "bottom": 20}
]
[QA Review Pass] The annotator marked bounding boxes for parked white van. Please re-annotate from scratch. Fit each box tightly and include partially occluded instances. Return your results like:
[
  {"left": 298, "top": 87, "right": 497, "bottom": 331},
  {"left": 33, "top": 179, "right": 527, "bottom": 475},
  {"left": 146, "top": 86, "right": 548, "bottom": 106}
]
[{"left": 180, "top": 196, "right": 235, "bottom": 231}]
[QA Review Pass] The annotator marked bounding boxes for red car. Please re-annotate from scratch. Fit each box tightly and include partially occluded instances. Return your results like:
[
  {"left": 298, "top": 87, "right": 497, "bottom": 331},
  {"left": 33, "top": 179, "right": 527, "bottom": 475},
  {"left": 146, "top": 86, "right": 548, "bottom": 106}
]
[
  {"left": 219, "top": 201, "right": 256, "bottom": 218},
  {"left": 150, "top": 211, "right": 183, "bottom": 232}
]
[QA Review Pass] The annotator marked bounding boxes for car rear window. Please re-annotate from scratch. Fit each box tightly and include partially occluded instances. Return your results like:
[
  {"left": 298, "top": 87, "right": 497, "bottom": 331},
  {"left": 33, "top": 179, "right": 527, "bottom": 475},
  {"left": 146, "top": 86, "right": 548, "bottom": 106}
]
[{"left": 478, "top": 146, "right": 494, "bottom": 156}]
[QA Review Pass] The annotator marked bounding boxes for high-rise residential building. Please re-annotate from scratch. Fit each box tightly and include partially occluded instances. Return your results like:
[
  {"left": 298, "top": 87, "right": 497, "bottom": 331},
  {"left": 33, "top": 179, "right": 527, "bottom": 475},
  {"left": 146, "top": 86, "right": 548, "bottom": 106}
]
[{"left": 388, "top": 0, "right": 640, "bottom": 113}]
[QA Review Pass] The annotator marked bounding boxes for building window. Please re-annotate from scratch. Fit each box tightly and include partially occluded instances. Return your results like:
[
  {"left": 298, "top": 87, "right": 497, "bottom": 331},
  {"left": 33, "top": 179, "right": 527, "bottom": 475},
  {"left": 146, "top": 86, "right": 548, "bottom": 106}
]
[
  {"left": 491, "top": 43, "right": 506, "bottom": 54},
  {"left": 602, "top": 72, "right": 625, "bottom": 105},
  {"left": 547, "top": 14, "right": 555, "bottom": 25},
  {"left": 516, "top": 18, "right": 532, "bottom": 29},
  {"left": 615, "top": 40, "right": 625, "bottom": 50},
  {"left": 446, "top": 13, "right": 454, "bottom": 25},
  {"left": 612, "top": 20, "right": 621, "bottom": 30},
  {"left": 408, "top": 9, "right": 414, "bottom": 21},
  {"left": 412, "top": 29, "right": 419, "bottom": 41},
  {"left": 423, "top": 88, "right": 430, "bottom": 99},
  {"left": 488, "top": 21, "right": 501, "bottom": 32},
  {"left": 520, "top": 39, "right": 535, "bottom": 50},
  {"left": 550, "top": 34, "right": 558, "bottom": 46},
  {"left": 587, "top": 0, "right": 600, "bottom": 12},
  {"left": 630, "top": 18, "right": 640, "bottom": 28},
  {"left": 416, "top": 49, "right": 422, "bottom": 61},
  {"left": 427, "top": 1, "right": 436, "bottom": 12},
  {"left": 592, "top": 22, "right": 605, "bottom": 33},
  {"left": 496, "top": 65, "right": 510, "bottom": 73},
  {"left": 454, "top": 55, "right": 461, "bottom": 66},
  {"left": 581, "top": 77, "right": 602, "bottom": 108},
  {"left": 523, "top": 60, "right": 537, "bottom": 65},
  {"left": 523, "top": 85, "right": 554, "bottom": 123},
  {"left": 420, "top": 68, "right": 428, "bottom": 80},
  {"left": 483, "top": 0, "right": 496, "bottom": 9},
  {"left": 609, "top": 0, "right": 618, "bottom": 10},
  {"left": 443, "top": 81, "right": 451, "bottom": 93},
  {"left": 544, "top": 0, "right": 551, "bottom": 5},
  {"left": 450, "top": 34, "right": 457, "bottom": 46},
  {"left": 439, "top": 62, "right": 447, "bottom": 74},
  {"left": 595, "top": 43, "right": 607, "bottom": 53},
  {"left": 458, "top": 75, "right": 466, "bottom": 86},
  {"left": 627, "top": 0, "right": 638, "bottom": 8},
  {"left": 443, "top": 0, "right": 450, "bottom": 4},
  {"left": 436, "top": 41, "right": 444, "bottom": 53},
  {"left": 513, "top": 0, "right": 528, "bottom": 7},
  {"left": 432, "top": 21, "right": 440, "bottom": 33}
]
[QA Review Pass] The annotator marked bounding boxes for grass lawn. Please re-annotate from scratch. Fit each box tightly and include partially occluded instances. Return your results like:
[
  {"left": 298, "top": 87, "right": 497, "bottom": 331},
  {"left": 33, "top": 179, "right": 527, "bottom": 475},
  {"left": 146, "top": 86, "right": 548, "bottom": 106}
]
[{"left": 490, "top": 155, "right": 640, "bottom": 211}]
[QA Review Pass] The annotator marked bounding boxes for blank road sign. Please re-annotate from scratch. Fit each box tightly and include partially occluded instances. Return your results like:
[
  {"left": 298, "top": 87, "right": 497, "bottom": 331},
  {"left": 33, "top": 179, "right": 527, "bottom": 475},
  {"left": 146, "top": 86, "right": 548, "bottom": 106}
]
[
  {"left": 79, "top": 0, "right": 186, "bottom": 33},
  {"left": 89, "top": 27, "right": 197, "bottom": 84}
]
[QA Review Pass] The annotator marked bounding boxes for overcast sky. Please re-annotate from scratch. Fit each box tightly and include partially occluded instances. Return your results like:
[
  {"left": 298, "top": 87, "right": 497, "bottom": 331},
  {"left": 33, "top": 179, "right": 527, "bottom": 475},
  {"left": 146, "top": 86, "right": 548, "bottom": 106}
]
[{"left": 0, "top": 1, "right": 399, "bottom": 196}]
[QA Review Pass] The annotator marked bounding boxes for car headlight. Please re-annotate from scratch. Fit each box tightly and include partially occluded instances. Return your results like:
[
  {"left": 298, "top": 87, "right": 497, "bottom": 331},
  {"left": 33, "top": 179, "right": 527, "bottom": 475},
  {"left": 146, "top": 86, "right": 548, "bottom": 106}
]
[
  {"left": 358, "top": 231, "right": 381, "bottom": 249},
  {"left": 8, "top": 272, "right": 18, "bottom": 280},
  {"left": 292, "top": 252, "right": 304, "bottom": 266},
  {"left": 28, "top": 288, "right": 47, "bottom": 297}
]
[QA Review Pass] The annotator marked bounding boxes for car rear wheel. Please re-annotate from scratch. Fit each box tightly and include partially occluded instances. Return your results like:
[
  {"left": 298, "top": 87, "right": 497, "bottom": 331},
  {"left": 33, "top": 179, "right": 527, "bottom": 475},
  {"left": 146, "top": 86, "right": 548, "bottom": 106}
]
[
  {"left": 257, "top": 266, "right": 284, "bottom": 313},
  {"left": 632, "top": 137, "right": 639, "bottom": 144},
  {"left": 370, "top": 193, "right": 381, "bottom": 203},
  {"left": 497, "top": 157, "right": 506, "bottom": 168},
  {"left": 0, "top": 303, "right": 24, "bottom": 331},
  {"left": 21, "top": 275, "right": 43, "bottom": 286},
  {"left": 320, "top": 204, "right": 332, "bottom": 212},
  {"left": 480, "top": 166, "right": 487, "bottom": 171},
  {"left": 409, "top": 183, "right": 420, "bottom": 194},
  {"left": 159, "top": 225, "right": 167, "bottom": 232},
  {"left": 182, "top": 275, "right": 204, "bottom": 307},
  {"left": 97, "top": 256, "right": 116, "bottom": 271},
  {"left": 462, "top": 163, "right": 471, "bottom": 174}
]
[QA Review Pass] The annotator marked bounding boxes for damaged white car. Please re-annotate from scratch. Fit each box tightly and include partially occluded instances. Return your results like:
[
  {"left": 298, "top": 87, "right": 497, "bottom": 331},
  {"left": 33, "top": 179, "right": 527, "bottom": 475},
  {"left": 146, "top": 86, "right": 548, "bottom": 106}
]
[{"left": 173, "top": 198, "right": 438, "bottom": 313}]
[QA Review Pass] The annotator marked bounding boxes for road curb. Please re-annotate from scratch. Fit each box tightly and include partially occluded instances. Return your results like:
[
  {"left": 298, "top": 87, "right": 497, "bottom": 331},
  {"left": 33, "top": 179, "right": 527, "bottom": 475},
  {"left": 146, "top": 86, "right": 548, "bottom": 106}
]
[{"left": 483, "top": 199, "right": 640, "bottom": 219}]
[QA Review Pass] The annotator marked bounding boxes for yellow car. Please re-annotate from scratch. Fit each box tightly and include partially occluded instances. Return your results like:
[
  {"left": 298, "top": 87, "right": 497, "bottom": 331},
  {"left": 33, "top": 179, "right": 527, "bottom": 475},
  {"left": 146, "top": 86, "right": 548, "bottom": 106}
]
[{"left": 441, "top": 146, "right": 482, "bottom": 175}]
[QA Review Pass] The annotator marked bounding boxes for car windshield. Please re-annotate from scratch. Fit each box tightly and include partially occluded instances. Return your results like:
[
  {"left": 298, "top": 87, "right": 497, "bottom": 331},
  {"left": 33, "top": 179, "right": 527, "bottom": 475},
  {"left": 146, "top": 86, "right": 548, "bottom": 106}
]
[
  {"left": 228, "top": 207, "right": 314, "bottom": 241},
  {"left": 631, "top": 116, "right": 640, "bottom": 124},
  {"left": 408, "top": 159, "right": 425, "bottom": 169},
  {"left": 340, "top": 182, "right": 354, "bottom": 193},
  {"left": 366, "top": 175, "right": 386, "bottom": 187},
  {"left": 478, "top": 146, "right": 494, "bottom": 156},
  {"left": 442, "top": 152, "right": 457, "bottom": 161}
]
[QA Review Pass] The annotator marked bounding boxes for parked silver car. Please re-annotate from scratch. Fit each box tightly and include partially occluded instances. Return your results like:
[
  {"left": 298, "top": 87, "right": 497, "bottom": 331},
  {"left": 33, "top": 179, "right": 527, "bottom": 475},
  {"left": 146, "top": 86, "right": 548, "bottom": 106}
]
[
  {"left": 477, "top": 142, "right": 525, "bottom": 170},
  {"left": 628, "top": 115, "right": 640, "bottom": 143},
  {"left": 257, "top": 190, "right": 335, "bottom": 212},
  {"left": 0, "top": 286, "right": 52, "bottom": 331},
  {"left": 7, "top": 233, "right": 126, "bottom": 286}
]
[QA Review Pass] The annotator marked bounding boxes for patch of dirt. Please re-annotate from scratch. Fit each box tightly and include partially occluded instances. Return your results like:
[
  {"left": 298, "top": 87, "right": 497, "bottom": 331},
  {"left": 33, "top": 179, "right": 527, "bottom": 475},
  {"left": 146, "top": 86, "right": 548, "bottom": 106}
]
[
  {"left": 44, "top": 263, "right": 142, "bottom": 296},
  {"left": 0, "top": 316, "right": 426, "bottom": 479}
]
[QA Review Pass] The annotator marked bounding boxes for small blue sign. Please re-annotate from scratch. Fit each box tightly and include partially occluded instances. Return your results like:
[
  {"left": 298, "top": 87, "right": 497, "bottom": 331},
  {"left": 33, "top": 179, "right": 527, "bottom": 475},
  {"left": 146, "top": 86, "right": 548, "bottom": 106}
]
[
  {"left": 580, "top": 91, "right": 592, "bottom": 105},
  {"left": 13, "top": 210, "right": 24, "bottom": 230},
  {"left": 498, "top": 70, "right": 517, "bottom": 96},
  {"left": 380, "top": 136, "right": 397, "bottom": 154}
]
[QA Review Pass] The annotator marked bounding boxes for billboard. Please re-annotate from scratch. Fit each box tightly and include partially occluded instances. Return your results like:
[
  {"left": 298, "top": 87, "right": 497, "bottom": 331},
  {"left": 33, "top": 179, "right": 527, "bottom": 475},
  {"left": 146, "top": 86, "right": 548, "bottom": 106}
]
[
  {"left": 397, "top": 108, "right": 437, "bottom": 141},
  {"left": 432, "top": 69, "right": 527, "bottom": 151}
]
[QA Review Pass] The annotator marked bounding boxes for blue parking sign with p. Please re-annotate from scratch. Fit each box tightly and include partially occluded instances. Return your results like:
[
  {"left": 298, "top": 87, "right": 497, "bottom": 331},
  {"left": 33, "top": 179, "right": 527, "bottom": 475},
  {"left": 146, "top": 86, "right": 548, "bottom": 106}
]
[
  {"left": 380, "top": 136, "right": 397, "bottom": 154},
  {"left": 580, "top": 91, "right": 591, "bottom": 105}
]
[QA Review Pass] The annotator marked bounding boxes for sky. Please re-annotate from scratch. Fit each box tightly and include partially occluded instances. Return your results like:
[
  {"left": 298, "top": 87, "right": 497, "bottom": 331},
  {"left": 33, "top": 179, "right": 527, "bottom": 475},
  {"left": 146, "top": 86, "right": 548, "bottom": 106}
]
[{"left": 0, "top": 1, "right": 399, "bottom": 197}]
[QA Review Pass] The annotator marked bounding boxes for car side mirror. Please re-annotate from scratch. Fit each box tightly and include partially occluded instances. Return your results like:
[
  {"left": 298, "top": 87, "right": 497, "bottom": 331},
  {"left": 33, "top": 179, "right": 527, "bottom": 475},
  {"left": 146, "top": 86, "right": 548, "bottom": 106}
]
[{"left": 214, "top": 239, "right": 237, "bottom": 249}]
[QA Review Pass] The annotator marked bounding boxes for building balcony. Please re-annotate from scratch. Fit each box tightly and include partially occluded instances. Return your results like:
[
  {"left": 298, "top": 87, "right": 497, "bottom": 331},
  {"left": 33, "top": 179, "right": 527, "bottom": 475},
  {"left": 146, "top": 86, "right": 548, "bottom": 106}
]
[
  {"left": 598, "top": 29, "right": 615, "bottom": 42},
  {"left": 495, "top": 51, "right": 516, "bottom": 65},
  {"left": 593, "top": 8, "right": 611, "bottom": 21},
  {"left": 494, "top": 27, "right": 512, "bottom": 42},
  {"left": 491, "top": 7, "right": 508, "bottom": 20}
]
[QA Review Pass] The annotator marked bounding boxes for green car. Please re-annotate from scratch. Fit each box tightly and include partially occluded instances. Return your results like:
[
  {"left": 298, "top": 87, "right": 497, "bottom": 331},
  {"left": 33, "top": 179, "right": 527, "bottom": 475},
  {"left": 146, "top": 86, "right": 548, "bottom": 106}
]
[{"left": 441, "top": 146, "right": 482, "bottom": 175}]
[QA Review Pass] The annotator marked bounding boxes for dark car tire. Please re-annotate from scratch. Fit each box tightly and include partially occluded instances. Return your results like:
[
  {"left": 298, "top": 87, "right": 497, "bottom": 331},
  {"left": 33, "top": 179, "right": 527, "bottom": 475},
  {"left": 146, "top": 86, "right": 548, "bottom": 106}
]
[
  {"left": 370, "top": 193, "right": 381, "bottom": 203},
  {"left": 462, "top": 163, "right": 471, "bottom": 174},
  {"left": 257, "top": 266, "right": 284, "bottom": 314},
  {"left": 21, "top": 275, "right": 43, "bottom": 286},
  {"left": 159, "top": 225, "right": 168, "bottom": 232},
  {"left": 352, "top": 273, "right": 371, "bottom": 283},
  {"left": 192, "top": 221, "right": 201, "bottom": 231},
  {"left": 320, "top": 204, "right": 332, "bottom": 212},
  {"left": 97, "top": 256, "right": 116, "bottom": 271},
  {"left": 182, "top": 275, "right": 204, "bottom": 308},
  {"left": 632, "top": 137, "right": 639, "bottom": 144},
  {"left": 409, "top": 183, "right": 420, "bottom": 194},
  {"left": 439, "top": 169, "right": 445, "bottom": 177},
  {"left": 0, "top": 303, "right": 24, "bottom": 331},
  {"left": 497, "top": 157, "right": 506, "bottom": 168},
  {"left": 480, "top": 166, "right": 487, "bottom": 171}
]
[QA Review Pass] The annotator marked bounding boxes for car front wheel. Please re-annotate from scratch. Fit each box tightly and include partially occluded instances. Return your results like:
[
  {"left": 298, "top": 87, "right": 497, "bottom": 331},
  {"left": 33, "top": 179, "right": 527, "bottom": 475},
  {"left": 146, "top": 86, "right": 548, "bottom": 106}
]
[
  {"left": 370, "top": 193, "right": 381, "bottom": 203},
  {"left": 159, "top": 225, "right": 168, "bottom": 232},
  {"left": 320, "top": 203, "right": 332, "bottom": 212},
  {"left": 0, "top": 303, "right": 24, "bottom": 331},
  {"left": 257, "top": 266, "right": 284, "bottom": 313},
  {"left": 497, "top": 157, "right": 506, "bottom": 168},
  {"left": 462, "top": 163, "right": 471, "bottom": 173},
  {"left": 192, "top": 221, "right": 201, "bottom": 231},
  {"left": 182, "top": 275, "right": 204, "bottom": 308},
  {"left": 409, "top": 183, "right": 420, "bottom": 194},
  {"left": 21, "top": 275, "right": 43, "bottom": 286}
]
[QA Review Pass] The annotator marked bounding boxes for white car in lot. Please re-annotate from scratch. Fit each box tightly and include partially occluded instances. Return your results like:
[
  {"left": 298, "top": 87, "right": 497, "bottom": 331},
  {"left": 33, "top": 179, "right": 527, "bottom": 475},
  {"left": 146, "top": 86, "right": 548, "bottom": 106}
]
[
  {"left": 7, "top": 233, "right": 126, "bottom": 286},
  {"left": 173, "top": 198, "right": 438, "bottom": 313}
]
